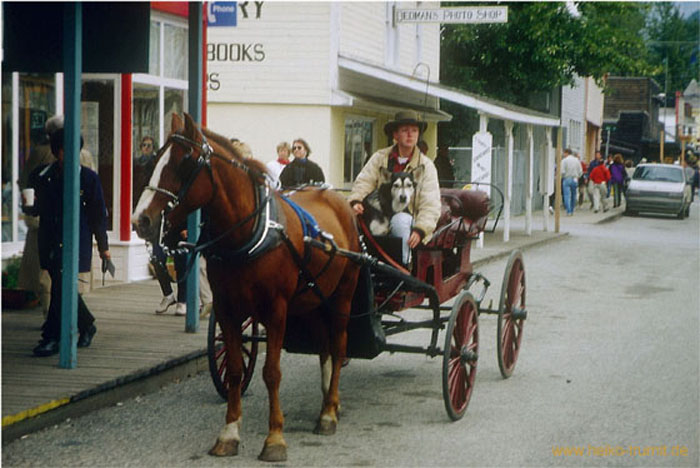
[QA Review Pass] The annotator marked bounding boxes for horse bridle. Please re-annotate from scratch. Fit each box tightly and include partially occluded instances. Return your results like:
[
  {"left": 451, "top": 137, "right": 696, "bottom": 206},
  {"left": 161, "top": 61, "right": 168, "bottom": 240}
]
[{"left": 146, "top": 131, "right": 272, "bottom": 267}]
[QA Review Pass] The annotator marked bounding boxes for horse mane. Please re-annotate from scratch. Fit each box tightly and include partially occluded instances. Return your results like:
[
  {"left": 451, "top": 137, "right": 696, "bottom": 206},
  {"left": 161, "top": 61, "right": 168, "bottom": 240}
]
[{"left": 202, "top": 127, "right": 269, "bottom": 183}]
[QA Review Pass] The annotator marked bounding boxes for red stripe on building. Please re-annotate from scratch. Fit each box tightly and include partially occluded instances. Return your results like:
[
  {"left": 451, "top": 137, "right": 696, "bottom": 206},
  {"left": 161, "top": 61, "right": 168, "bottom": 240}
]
[
  {"left": 151, "top": 2, "right": 188, "bottom": 17},
  {"left": 120, "top": 74, "right": 133, "bottom": 241}
]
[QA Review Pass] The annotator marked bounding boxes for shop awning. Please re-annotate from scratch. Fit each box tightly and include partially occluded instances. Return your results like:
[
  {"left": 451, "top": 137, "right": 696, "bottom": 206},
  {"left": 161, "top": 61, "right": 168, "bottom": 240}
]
[{"left": 338, "top": 55, "right": 560, "bottom": 127}]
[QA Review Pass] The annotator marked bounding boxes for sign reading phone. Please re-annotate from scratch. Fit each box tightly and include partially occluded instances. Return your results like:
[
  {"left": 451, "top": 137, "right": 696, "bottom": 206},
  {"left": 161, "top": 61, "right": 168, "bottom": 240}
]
[{"left": 208, "top": 2, "right": 237, "bottom": 27}]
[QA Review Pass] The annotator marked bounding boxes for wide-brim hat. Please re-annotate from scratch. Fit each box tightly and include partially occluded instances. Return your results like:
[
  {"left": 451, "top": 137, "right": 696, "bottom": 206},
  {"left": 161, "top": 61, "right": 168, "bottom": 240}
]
[{"left": 383, "top": 110, "right": 427, "bottom": 135}]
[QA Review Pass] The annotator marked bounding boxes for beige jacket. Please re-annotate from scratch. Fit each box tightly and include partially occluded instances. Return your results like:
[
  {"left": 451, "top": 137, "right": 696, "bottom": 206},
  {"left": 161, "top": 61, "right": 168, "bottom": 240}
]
[{"left": 348, "top": 145, "right": 441, "bottom": 242}]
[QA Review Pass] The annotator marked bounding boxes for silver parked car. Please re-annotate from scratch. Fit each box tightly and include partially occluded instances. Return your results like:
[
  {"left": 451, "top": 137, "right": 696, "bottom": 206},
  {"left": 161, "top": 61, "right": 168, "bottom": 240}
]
[{"left": 625, "top": 163, "right": 691, "bottom": 218}]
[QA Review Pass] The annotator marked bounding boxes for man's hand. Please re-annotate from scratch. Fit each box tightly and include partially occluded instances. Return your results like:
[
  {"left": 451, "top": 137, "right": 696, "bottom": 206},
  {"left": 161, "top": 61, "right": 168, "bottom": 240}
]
[
  {"left": 352, "top": 202, "right": 364, "bottom": 215},
  {"left": 100, "top": 250, "right": 111, "bottom": 261},
  {"left": 407, "top": 231, "right": 421, "bottom": 249}
]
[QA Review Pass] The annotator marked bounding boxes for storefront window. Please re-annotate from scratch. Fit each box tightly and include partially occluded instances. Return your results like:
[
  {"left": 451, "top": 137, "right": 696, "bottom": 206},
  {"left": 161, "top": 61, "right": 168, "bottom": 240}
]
[
  {"left": 133, "top": 84, "right": 159, "bottom": 208},
  {"left": 2, "top": 74, "right": 56, "bottom": 243},
  {"left": 2, "top": 73, "right": 15, "bottom": 242},
  {"left": 149, "top": 21, "right": 161, "bottom": 76},
  {"left": 344, "top": 118, "right": 374, "bottom": 184},
  {"left": 82, "top": 79, "right": 115, "bottom": 229},
  {"left": 164, "top": 88, "right": 185, "bottom": 131},
  {"left": 164, "top": 23, "right": 188, "bottom": 80}
]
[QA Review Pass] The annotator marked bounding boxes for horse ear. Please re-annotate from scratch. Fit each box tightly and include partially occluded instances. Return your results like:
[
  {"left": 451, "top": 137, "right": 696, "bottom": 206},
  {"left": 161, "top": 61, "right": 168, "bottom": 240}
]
[
  {"left": 183, "top": 113, "right": 200, "bottom": 139},
  {"left": 171, "top": 113, "right": 184, "bottom": 133}
]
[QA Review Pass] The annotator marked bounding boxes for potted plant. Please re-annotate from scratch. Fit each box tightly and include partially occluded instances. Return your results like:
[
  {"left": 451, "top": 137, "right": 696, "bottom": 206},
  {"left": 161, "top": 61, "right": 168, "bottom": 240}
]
[{"left": 2, "top": 255, "right": 38, "bottom": 309}]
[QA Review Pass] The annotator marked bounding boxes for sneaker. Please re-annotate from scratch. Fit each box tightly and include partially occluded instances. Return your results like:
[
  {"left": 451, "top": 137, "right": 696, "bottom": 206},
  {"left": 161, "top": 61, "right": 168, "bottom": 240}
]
[
  {"left": 174, "top": 302, "right": 187, "bottom": 316},
  {"left": 155, "top": 294, "right": 176, "bottom": 314},
  {"left": 548, "top": 206, "right": 554, "bottom": 214}
]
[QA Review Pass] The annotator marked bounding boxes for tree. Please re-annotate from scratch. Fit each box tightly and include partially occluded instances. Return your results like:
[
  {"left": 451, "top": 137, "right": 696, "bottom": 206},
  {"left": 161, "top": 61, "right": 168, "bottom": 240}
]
[
  {"left": 644, "top": 3, "right": 700, "bottom": 105},
  {"left": 438, "top": 2, "right": 653, "bottom": 146}
]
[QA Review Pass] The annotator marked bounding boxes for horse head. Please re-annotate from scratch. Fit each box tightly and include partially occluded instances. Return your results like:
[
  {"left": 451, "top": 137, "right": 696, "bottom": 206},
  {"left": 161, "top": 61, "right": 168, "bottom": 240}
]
[{"left": 131, "top": 113, "right": 215, "bottom": 245}]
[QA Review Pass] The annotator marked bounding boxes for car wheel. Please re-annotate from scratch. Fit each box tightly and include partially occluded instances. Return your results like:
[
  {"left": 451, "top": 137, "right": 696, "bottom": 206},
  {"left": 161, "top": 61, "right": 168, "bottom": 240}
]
[
  {"left": 625, "top": 208, "right": 636, "bottom": 216},
  {"left": 677, "top": 209, "right": 685, "bottom": 219},
  {"left": 684, "top": 206, "right": 690, "bottom": 217}
]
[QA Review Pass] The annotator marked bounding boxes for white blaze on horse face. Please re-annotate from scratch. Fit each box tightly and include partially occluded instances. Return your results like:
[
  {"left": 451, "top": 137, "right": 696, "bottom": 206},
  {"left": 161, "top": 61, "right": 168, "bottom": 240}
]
[{"left": 132, "top": 147, "right": 172, "bottom": 224}]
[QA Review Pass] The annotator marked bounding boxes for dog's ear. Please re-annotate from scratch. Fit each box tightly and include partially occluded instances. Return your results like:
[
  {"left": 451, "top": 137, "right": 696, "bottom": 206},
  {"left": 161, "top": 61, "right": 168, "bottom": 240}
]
[
  {"left": 411, "top": 165, "right": 424, "bottom": 182},
  {"left": 379, "top": 166, "right": 392, "bottom": 184}
]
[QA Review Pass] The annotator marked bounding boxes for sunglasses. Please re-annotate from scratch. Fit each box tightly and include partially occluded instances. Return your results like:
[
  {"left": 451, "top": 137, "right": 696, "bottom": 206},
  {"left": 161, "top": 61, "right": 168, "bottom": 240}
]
[{"left": 293, "top": 146, "right": 304, "bottom": 150}]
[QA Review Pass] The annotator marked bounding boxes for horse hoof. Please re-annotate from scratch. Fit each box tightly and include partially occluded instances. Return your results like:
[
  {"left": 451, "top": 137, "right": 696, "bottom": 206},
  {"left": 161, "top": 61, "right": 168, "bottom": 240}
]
[
  {"left": 209, "top": 439, "right": 239, "bottom": 457},
  {"left": 314, "top": 417, "right": 337, "bottom": 436},
  {"left": 258, "top": 443, "right": 287, "bottom": 462}
]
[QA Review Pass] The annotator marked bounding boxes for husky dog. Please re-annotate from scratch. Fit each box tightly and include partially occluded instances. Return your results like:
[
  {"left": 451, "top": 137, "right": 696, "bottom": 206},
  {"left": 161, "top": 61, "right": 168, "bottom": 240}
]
[{"left": 362, "top": 166, "right": 423, "bottom": 236}]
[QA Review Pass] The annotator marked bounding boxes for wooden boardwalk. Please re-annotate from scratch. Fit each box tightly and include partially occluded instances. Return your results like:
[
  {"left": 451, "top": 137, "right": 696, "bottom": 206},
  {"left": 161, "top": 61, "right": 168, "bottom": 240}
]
[{"left": 2, "top": 279, "right": 209, "bottom": 427}]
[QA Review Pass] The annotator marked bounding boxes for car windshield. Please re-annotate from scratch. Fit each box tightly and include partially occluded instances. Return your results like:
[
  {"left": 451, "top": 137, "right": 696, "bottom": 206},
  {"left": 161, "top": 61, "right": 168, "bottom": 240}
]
[{"left": 632, "top": 166, "right": 683, "bottom": 183}]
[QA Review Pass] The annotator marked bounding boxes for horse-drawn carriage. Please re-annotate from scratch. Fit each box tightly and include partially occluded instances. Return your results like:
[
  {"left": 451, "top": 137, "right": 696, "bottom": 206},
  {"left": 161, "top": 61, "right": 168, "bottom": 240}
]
[
  {"left": 207, "top": 181, "right": 527, "bottom": 421},
  {"left": 133, "top": 114, "right": 527, "bottom": 461}
]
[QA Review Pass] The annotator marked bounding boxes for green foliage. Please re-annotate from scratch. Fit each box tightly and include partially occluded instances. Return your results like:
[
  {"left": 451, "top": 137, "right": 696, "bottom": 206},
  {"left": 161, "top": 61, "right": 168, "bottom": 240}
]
[
  {"left": 2, "top": 255, "right": 22, "bottom": 290},
  {"left": 441, "top": 2, "right": 653, "bottom": 106},
  {"left": 645, "top": 3, "right": 700, "bottom": 101}
]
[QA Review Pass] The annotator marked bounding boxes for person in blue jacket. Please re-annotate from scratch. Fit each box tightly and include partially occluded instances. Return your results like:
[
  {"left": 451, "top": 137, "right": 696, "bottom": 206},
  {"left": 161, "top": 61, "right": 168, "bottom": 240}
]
[{"left": 23, "top": 126, "right": 111, "bottom": 357}]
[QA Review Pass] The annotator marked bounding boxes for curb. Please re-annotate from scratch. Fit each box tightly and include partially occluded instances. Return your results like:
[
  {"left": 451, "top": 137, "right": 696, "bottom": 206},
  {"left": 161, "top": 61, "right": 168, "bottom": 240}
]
[
  {"left": 473, "top": 232, "right": 570, "bottom": 267},
  {"left": 2, "top": 350, "right": 209, "bottom": 445}
]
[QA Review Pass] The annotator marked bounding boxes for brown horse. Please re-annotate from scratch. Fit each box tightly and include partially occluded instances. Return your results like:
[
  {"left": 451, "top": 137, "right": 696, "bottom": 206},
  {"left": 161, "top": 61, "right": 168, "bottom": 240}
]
[{"left": 132, "top": 114, "right": 361, "bottom": 462}]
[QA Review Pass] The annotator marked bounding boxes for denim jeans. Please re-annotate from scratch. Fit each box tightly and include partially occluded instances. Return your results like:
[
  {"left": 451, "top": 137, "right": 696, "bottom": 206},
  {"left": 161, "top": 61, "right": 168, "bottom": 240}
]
[
  {"left": 562, "top": 177, "right": 578, "bottom": 214},
  {"left": 390, "top": 212, "right": 413, "bottom": 264}
]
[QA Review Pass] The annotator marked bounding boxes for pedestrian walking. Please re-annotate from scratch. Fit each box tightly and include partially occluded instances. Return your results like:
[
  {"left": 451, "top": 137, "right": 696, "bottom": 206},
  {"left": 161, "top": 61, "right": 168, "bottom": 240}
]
[
  {"left": 608, "top": 154, "right": 627, "bottom": 208},
  {"left": 23, "top": 125, "right": 110, "bottom": 357},
  {"left": 588, "top": 162, "right": 611, "bottom": 213},
  {"left": 560, "top": 148, "right": 583, "bottom": 216}
]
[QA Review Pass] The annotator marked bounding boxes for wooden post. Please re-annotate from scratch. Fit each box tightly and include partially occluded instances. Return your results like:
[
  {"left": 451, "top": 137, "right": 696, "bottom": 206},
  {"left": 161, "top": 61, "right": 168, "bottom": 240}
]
[
  {"left": 503, "top": 120, "right": 513, "bottom": 242},
  {"left": 543, "top": 129, "right": 553, "bottom": 232},
  {"left": 554, "top": 127, "right": 562, "bottom": 233},
  {"left": 525, "top": 124, "right": 533, "bottom": 236}
]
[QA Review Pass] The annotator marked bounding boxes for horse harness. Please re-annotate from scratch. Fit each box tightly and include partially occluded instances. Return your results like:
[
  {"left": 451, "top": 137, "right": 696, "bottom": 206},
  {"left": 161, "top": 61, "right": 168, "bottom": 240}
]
[{"left": 146, "top": 131, "right": 341, "bottom": 311}]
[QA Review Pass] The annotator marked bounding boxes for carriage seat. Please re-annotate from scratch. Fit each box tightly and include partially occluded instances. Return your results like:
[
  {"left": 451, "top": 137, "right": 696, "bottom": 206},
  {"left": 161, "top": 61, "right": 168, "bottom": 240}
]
[{"left": 425, "top": 189, "right": 490, "bottom": 249}]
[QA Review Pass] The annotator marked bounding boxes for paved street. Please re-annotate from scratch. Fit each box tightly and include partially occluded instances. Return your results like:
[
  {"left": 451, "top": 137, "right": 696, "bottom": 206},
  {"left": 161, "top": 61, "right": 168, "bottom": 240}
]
[{"left": 3, "top": 204, "right": 698, "bottom": 467}]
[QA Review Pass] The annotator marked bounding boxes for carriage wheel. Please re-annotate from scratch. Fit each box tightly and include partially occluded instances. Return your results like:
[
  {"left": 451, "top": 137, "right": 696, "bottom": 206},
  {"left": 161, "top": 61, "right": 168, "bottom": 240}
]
[
  {"left": 207, "top": 310, "right": 259, "bottom": 400},
  {"left": 497, "top": 250, "right": 526, "bottom": 379},
  {"left": 442, "top": 291, "right": 479, "bottom": 421}
]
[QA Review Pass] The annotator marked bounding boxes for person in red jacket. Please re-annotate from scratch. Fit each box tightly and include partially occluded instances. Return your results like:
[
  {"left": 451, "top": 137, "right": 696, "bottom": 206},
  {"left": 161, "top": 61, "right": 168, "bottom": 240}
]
[{"left": 588, "top": 163, "right": 611, "bottom": 212}]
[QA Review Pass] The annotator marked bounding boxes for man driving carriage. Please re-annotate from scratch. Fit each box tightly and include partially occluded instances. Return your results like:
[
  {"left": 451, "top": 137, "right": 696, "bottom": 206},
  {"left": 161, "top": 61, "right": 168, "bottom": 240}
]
[{"left": 348, "top": 110, "right": 441, "bottom": 265}]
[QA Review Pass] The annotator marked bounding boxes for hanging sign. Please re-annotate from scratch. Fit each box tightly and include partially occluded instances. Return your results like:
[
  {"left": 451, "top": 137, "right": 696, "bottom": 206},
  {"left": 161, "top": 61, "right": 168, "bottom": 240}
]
[
  {"left": 471, "top": 131, "right": 493, "bottom": 196},
  {"left": 396, "top": 6, "right": 508, "bottom": 24}
]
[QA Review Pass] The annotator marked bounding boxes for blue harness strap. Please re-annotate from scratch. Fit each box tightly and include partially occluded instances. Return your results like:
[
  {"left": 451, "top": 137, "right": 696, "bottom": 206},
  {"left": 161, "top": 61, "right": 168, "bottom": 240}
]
[
  {"left": 280, "top": 196, "right": 321, "bottom": 239},
  {"left": 280, "top": 195, "right": 321, "bottom": 239}
]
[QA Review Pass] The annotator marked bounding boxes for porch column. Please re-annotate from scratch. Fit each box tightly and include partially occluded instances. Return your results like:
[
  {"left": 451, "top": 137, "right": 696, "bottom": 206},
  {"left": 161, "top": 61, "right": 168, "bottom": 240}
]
[
  {"left": 543, "top": 129, "right": 553, "bottom": 232},
  {"left": 503, "top": 120, "right": 514, "bottom": 243},
  {"left": 59, "top": 2, "right": 82, "bottom": 369},
  {"left": 476, "top": 113, "right": 489, "bottom": 249},
  {"left": 185, "top": 2, "right": 204, "bottom": 333},
  {"left": 525, "top": 124, "right": 533, "bottom": 236}
]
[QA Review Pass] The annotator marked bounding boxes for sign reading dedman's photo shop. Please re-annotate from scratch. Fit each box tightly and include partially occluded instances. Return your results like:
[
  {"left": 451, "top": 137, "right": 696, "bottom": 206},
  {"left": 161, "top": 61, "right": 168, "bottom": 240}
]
[{"left": 205, "top": 1, "right": 331, "bottom": 104}]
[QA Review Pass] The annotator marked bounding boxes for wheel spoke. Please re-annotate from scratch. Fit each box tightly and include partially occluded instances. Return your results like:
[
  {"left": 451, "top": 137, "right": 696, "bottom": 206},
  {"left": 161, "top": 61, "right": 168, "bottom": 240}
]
[
  {"left": 214, "top": 345, "right": 226, "bottom": 360},
  {"left": 217, "top": 355, "right": 228, "bottom": 376}
]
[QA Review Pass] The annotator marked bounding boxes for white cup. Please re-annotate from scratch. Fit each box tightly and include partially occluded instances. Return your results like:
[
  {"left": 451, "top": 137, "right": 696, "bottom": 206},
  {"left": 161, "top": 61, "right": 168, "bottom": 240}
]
[{"left": 22, "top": 188, "right": 35, "bottom": 207}]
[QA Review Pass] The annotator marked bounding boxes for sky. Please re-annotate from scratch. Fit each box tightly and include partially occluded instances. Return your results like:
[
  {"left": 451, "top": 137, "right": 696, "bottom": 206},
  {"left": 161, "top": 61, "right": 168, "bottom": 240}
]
[{"left": 675, "top": 1, "right": 700, "bottom": 17}]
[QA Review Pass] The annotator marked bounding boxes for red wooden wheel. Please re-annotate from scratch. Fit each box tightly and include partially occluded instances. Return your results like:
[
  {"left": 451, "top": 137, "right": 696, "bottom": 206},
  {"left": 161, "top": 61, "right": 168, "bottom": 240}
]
[
  {"left": 442, "top": 291, "right": 479, "bottom": 421},
  {"left": 497, "top": 250, "right": 526, "bottom": 379},
  {"left": 207, "top": 311, "right": 259, "bottom": 400}
]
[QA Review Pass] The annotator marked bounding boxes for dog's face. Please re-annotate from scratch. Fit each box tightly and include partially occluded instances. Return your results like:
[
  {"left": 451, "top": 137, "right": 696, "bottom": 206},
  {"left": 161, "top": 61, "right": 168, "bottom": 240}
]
[{"left": 378, "top": 168, "right": 416, "bottom": 214}]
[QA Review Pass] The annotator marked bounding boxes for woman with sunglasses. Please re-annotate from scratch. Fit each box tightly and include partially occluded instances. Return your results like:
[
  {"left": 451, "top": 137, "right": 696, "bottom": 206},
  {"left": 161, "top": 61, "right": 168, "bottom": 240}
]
[{"left": 279, "top": 138, "right": 325, "bottom": 189}]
